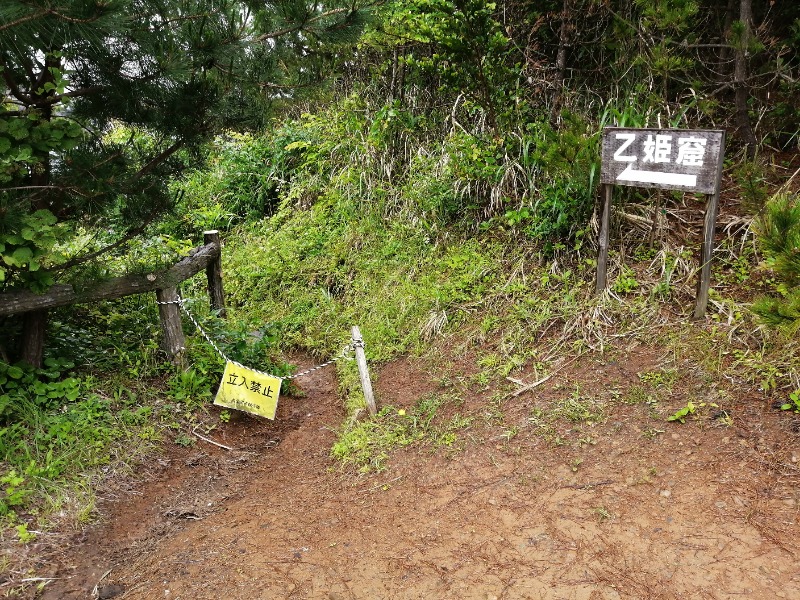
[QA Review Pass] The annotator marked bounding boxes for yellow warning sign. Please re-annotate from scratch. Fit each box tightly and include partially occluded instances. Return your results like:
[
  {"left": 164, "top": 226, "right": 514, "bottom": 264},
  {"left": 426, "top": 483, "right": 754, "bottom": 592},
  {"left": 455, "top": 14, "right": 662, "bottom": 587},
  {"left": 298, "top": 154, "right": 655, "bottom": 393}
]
[{"left": 214, "top": 361, "right": 281, "bottom": 420}]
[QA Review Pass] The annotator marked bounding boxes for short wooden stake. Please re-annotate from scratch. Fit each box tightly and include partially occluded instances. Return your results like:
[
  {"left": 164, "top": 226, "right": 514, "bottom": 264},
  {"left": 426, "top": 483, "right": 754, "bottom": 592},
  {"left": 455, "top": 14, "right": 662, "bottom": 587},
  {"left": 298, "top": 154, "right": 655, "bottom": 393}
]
[
  {"left": 157, "top": 287, "right": 186, "bottom": 368},
  {"left": 351, "top": 326, "right": 377, "bottom": 416},
  {"left": 595, "top": 183, "right": 613, "bottom": 293},
  {"left": 204, "top": 230, "right": 227, "bottom": 318}
]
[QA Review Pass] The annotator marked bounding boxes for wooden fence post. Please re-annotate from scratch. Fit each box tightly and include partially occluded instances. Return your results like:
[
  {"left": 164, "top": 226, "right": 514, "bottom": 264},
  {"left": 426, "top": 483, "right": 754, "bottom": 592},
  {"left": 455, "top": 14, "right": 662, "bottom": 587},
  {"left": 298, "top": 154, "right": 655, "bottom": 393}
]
[
  {"left": 157, "top": 287, "right": 186, "bottom": 368},
  {"left": 351, "top": 326, "right": 377, "bottom": 416},
  {"left": 20, "top": 309, "right": 47, "bottom": 368},
  {"left": 204, "top": 230, "right": 226, "bottom": 318}
]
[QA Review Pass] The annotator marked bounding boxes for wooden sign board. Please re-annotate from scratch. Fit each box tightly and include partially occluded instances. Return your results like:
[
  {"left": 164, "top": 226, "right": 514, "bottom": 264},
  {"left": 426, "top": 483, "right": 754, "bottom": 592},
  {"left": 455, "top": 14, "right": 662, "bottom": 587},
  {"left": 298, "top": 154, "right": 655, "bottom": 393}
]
[
  {"left": 601, "top": 128, "right": 724, "bottom": 195},
  {"left": 595, "top": 127, "right": 726, "bottom": 318}
]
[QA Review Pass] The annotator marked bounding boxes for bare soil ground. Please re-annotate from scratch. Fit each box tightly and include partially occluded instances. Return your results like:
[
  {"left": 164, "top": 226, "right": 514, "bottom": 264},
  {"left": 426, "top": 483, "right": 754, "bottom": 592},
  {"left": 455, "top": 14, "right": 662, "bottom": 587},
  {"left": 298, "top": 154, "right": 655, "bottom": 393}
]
[{"left": 23, "top": 346, "right": 800, "bottom": 599}]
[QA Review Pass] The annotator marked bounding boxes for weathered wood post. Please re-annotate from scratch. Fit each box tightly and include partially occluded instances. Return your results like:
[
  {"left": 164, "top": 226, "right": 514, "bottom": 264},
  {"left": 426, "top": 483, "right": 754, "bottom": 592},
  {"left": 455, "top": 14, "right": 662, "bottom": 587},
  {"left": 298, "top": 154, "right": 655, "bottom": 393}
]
[
  {"left": 157, "top": 287, "right": 186, "bottom": 368},
  {"left": 595, "top": 183, "right": 613, "bottom": 293},
  {"left": 693, "top": 132, "right": 725, "bottom": 319},
  {"left": 20, "top": 309, "right": 48, "bottom": 368},
  {"left": 204, "top": 230, "right": 226, "bottom": 318},
  {"left": 351, "top": 326, "right": 377, "bottom": 416},
  {"left": 693, "top": 192, "right": 721, "bottom": 319}
]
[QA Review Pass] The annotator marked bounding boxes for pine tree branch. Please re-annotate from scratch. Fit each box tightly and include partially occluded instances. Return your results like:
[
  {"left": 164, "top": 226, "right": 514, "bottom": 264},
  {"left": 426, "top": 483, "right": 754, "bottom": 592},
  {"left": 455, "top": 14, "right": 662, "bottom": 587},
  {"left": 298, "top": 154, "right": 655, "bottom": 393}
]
[
  {"left": 0, "top": 185, "right": 81, "bottom": 193},
  {"left": 0, "top": 5, "right": 106, "bottom": 33},
  {"left": 33, "top": 86, "right": 104, "bottom": 106},
  {"left": 6, "top": 42, "right": 39, "bottom": 84},
  {"left": 42, "top": 8, "right": 107, "bottom": 25},
  {"left": 0, "top": 59, "right": 34, "bottom": 104},
  {"left": 149, "top": 13, "right": 210, "bottom": 28},
  {"left": 256, "top": 7, "right": 351, "bottom": 41},
  {"left": 48, "top": 209, "right": 162, "bottom": 273},
  {"left": 257, "top": 80, "right": 313, "bottom": 90},
  {"left": 48, "top": 229, "right": 143, "bottom": 273},
  {"left": 129, "top": 141, "right": 185, "bottom": 183},
  {"left": 602, "top": 5, "right": 653, "bottom": 57},
  {"left": 0, "top": 9, "right": 48, "bottom": 33}
]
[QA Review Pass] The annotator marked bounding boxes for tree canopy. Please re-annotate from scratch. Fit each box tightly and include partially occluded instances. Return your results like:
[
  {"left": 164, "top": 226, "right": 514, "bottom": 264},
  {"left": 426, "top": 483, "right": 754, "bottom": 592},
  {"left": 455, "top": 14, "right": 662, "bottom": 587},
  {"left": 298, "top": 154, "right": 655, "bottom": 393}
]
[
  {"left": 1, "top": 0, "right": 375, "bottom": 364},
  {"left": 3, "top": 0, "right": 800, "bottom": 364}
]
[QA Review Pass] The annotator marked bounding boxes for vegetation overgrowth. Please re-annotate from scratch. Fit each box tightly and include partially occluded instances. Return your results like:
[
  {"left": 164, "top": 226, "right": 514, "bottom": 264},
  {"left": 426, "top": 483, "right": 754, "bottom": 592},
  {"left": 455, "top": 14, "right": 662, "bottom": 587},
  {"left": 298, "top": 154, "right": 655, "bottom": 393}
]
[{"left": 2, "top": 1, "right": 800, "bottom": 590}]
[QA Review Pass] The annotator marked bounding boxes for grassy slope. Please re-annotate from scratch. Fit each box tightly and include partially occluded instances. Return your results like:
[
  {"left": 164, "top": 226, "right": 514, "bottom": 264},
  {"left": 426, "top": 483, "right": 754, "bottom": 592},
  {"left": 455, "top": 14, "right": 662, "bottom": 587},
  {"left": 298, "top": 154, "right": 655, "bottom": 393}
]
[
  {"left": 210, "top": 174, "right": 799, "bottom": 472},
  {"left": 2, "top": 96, "right": 799, "bottom": 574}
]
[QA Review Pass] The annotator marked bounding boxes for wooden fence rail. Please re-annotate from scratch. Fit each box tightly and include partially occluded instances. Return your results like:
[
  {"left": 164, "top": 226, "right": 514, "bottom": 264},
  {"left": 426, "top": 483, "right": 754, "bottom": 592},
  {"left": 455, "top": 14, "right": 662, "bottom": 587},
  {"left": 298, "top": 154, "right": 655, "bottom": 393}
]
[{"left": 1, "top": 231, "right": 226, "bottom": 367}]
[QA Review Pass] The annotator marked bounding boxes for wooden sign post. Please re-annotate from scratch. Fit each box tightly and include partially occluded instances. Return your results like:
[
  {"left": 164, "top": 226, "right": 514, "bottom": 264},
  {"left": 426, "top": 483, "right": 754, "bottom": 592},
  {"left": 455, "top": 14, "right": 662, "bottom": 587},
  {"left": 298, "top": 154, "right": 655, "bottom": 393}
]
[{"left": 596, "top": 127, "right": 726, "bottom": 318}]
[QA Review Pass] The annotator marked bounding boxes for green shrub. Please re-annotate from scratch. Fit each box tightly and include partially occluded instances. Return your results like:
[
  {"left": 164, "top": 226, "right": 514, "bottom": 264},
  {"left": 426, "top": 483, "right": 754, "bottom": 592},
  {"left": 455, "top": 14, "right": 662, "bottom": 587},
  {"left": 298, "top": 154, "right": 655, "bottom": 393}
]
[
  {"left": 0, "top": 359, "right": 127, "bottom": 516},
  {"left": 753, "top": 193, "right": 800, "bottom": 331}
]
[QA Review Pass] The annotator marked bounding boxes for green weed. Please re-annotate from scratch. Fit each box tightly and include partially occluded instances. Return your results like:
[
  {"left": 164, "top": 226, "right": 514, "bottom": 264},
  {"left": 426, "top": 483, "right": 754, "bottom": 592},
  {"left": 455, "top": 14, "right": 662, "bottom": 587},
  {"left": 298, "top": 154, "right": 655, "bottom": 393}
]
[
  {"left": 330, "top": 394, "right": 466, "bottom": 472},
  {"left": 553, "top": 388, "right": 605, "bottom": 424},
  {"left": 612, "top": 267, "right": 640, "bottom": 294},
  {"left": 667, "top": 399, "right": 721, "bottom": 424},
  {"left": 527, "top": 408, "right": 565, "bottom": 446},
  {"left": 641, "top": 427, "right": 665, "bottom": 439},
  {"left": 174, "top": 432, "right": 195, "bottom": 447},
  {"left": 167, "top": 369, "right": 214, "bottom": 413},
  {"left": 623, "top": 385, "right": 653, "bottom": 405},
  {"left": 595, "top": 506, "right": 612, "bottom": 522},
  {"left": 638, "top": 368, "right": 677, "bottom": 389},
  {"left": 0, "top": 470, "right": 29, "bottom": 517},
  {"left": 667, "top": 401, "right": 697, "bottom": 423},
  {"left": 780, "top": 390, "right": 800, "bottom": 413},
  {"left": 0, "top": 359, "right": 172, "bottom": 527}
]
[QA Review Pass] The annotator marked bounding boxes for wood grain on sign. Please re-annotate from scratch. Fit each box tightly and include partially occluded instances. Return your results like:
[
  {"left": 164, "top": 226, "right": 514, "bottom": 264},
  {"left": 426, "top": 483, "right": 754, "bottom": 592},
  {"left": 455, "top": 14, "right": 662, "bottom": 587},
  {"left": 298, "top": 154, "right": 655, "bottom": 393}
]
[{"left": 601, "top": 127, "right": 724, "bottom": 195}]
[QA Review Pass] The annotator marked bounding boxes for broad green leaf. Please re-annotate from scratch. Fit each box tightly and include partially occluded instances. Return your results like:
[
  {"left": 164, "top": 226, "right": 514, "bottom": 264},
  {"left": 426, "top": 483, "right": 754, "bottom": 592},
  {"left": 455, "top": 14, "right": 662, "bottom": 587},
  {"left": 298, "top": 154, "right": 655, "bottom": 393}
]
[
  {"left": 30, "top": 210, "right": 57, "bottom": 226},
  {"left": 7, "top": 119, "right": 29, "bottom": 140},
  {"left": 10, "top": 246, "right": 33, "bottom": 266},
  {"left": 7, "top": 366, "right": 24, "bottom": 379},
  {"left": 284, "top": 140, "right": 310, "bottom": 151},
  {"left": 15, "top": 146, "right": 32, "bottom": 161}
]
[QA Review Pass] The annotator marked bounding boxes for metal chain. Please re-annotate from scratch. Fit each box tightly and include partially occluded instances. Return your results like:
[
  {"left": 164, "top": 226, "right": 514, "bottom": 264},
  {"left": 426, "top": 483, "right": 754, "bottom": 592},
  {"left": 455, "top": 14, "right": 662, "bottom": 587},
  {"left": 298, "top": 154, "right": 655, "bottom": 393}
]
[
  {"left": 285, "top": 343, "right": 354, "bottom": 380},
  {"left": 155, "top": 296, "right": 355, "bottom": 380}
]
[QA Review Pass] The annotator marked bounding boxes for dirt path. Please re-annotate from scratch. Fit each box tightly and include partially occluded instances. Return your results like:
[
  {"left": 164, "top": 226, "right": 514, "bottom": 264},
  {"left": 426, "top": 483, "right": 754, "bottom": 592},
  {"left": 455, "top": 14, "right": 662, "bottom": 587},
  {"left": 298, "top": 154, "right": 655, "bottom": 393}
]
[{"left": 38, "top": 351, "right": 800, "bottom": 599}]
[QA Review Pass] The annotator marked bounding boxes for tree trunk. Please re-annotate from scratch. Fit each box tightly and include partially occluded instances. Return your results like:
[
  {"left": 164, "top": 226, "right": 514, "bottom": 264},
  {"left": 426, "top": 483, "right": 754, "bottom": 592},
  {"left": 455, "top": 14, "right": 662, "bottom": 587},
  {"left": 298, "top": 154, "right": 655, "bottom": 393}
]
[
  {"left": 19, "top": 55, "right": 58, "bottom": 366},
  {"left": 734, "top": 0, "right": 757, "bottom": 157},
  {"left": 390, "top": 46, "right": 399, "bottom": 101},
  {"left": 20, "top": 310, "right": 47, "bottom": 368},
  {"left": 204, "top": 230, "right": 226, "bottom": 317},
  {"left": 551, "top": 0, "right": 571, "bottom": 124},
  {"left": 717, "top": 0, "right": 737, "bottom": 78}
]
